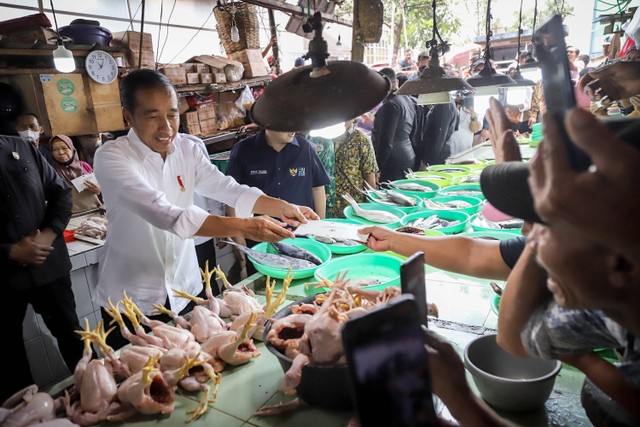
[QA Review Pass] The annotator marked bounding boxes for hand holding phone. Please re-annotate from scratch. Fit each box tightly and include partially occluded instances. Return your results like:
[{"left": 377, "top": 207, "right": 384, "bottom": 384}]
[
  {"left": 401, "top": 251, "right": 428, "bottom": 326},
  {"left": 342, "top": 295, "right": 438, "bottom": 427}
]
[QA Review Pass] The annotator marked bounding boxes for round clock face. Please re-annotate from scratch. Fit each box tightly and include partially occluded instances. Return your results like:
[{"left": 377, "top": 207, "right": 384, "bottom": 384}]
[{"left": 85, "top": 50, "right": 118, "bottom": 84}]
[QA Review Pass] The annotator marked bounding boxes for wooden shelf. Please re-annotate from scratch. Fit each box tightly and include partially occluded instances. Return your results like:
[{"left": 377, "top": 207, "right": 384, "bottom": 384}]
[
  {"left": 175, "top": 76, "right": 271, "bottom": 94},
  {"left": 0, "top": 44, "right": 125, "bottom": 57}
]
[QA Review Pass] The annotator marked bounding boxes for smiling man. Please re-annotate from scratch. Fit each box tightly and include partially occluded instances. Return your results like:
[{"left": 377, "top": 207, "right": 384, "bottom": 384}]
[{"left": 93, "top": 69, "right": 318, "bottom": 349}]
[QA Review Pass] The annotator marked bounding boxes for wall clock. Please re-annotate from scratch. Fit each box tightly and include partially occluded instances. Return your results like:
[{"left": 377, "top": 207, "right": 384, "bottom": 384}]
[{"left": 85, "top": 50, "right": 118, "bottom": 84}]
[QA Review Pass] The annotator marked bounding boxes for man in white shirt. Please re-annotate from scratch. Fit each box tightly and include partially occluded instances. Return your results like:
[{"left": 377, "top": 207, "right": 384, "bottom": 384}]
[{"left": 94, "top": 69, "right": 317, "bottom": 349}]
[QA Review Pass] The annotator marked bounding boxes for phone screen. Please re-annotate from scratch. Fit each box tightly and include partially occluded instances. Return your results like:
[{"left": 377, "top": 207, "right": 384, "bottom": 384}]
[
  {"left": 534, "top": 14, "right": 591, "bottom": 170},
  {"left": 401, "top": 251, "right": 428, "bottom": 326},
  {"left": 343, "top": 295, "right": 438, "bottom": 427}
]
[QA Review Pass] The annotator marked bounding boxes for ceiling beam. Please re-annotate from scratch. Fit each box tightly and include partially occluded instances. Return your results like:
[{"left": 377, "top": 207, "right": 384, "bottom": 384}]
[{"left": 241, "top": 0, "right": 352, "bottom": 27}]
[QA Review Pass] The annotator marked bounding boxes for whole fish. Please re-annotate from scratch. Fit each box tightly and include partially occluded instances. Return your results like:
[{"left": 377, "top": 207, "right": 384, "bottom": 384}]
[
  {"left": 423, "top": 199, "right": 471, "bottom": 210},
  {"left": 271, "top": 242, "right": 323, "bottom": 265},
  {"left": 386, "top": 189, "right": 417, "bottom": 206},
  {"left": 225, "top": 240, "right": 316, "bottom": 270},
  {"left": 384, "top": 181, "right": 432, "bottom": 192},
  {"left": 313, "top": 235, "right": 360, "bottom": 246},
  {"left": 363, "top": 182, "right": 417, "bottom": 207},
  {"left": 342, "top": 193, "right": 400, "bottom": 224},
  {"left": 443, "top": 190, "right": 483, "bottom": 197}
]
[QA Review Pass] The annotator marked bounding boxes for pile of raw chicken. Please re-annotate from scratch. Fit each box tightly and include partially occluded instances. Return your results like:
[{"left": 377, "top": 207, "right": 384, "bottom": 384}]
[
  {"left": 257, "top": 273, "right": 438, "bottom": 415},
  {"left": 1, "top": 263, "right": 292, "bottom": 427}
]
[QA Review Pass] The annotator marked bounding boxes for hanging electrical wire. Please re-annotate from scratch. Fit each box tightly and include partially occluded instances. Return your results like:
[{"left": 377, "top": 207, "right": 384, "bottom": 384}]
[
  {"left": 164, "top": 7, "right": 215, "bottom": 65},
  {"left": 158, "top": 0, "right": 177, "bottom": 63}
]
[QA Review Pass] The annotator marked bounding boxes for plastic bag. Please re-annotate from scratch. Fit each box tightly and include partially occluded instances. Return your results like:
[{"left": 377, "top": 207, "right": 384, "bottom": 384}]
[{"left": 235, "top": 85, "right": 254, "bottom": 114}]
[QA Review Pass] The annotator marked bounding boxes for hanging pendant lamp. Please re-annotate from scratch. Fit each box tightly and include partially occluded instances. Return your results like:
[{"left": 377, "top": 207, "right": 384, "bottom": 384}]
[
  {"left": 396, "top": 0, "right": 472, "bottom": 104},
  {"left": 250, "top": 12, "right": 390, "bottom": 132},
  {"left": 501, "top": 0, "right": 535, "bottom": 89}
]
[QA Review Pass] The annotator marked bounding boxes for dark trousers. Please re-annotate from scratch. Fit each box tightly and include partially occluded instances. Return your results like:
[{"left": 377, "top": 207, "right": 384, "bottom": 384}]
[
  {"left": 3, "top": 275, "right": 84, "bottom": 402},
  {"left": 100, "top": 287, "right": 207, "bottom": 351}
]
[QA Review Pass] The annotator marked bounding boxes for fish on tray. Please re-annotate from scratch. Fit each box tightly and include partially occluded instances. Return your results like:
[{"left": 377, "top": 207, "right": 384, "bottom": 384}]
[
  {"left": 361, "top": 182, "right": 417, "bottom": 207},
  {"left": 382, "top": 181, "right": 432, "bottom": 192},
  {"left": 407, "top": 214, "right": 460, "bottom": 229},
  {"left": 313, "top": 235, "right": 360, "bottom": 246},
  {"left": 471, "top": 214, "right": 524, "bottom": 230},
  {"left": 271, "top": 241, "right": 323, "bottom": 265},
  {"left": 225, "top": 240, "right": 317, "bottom": 270},
  {"left": 423, "top": 198, "right": 471, "bottom": 210},
  {"left": 342, "top": 193, "right": 400, "bottom": 224}
]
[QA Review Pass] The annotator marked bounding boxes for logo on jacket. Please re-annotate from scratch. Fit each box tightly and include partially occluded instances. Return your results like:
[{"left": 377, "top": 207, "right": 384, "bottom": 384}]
[{"left": 289, "top": 167, "right": 306, "bottom": 177}]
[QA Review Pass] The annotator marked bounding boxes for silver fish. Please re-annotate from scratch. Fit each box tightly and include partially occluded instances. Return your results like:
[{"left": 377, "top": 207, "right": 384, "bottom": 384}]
[
  {"left": 313, "top": 235, "right": 360, "bottom": 246},
  {"left": 346, "top": 278, "right": 383, "bottom": 287},
  {"left": 443, "top": 190, "right": 483, "bottom": 197},
  {"left": 342, "top": 193, "right": 400, "bottom": 224},
  {"left": 225, "top": 241, "right": 317, "bottom": 270},
  {"left": 423, "top": 199, "right": 472, "bottom": 210},
  {"left": 362, "top": 182, "right": 417, "bottom": 207},
  {"left": 383, "top": 181, "right": 432, "bottom": 192},
  {"left": 271, "top": 242, "right": 323, "bottom": 265}
]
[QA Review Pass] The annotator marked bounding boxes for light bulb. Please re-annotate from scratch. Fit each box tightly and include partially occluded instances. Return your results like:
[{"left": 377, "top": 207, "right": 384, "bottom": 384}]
[
  {"left": 230, "top": 23, "right": 240, "bottom": 43},
  {"left": 53, "top": 43, "right": 75, "bottom": 73},
  {"left": 309, "top": 122, "right": 346, "bottom": 139}
]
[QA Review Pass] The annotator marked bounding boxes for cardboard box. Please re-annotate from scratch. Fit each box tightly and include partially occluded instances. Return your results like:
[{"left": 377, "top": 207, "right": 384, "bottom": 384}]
[
  {"left": 178, "top": 97, "right": 190, "bottom": 114},
  {"left": 111, "top": 31, "right": 154, "bottom": 69},
  {"left": 186, "top": 55, "right": 244, "bottom": 82},
  {"left": 229, "top": 49, "right": 269, "bottom": 78},
  {"left": 181, "top": 63, "right": 197, "bottom": 73},
  {"left": 199, "top": 73, "right": 213, "bottom": 84},
  {"left": 186, "top": 73, "right": 200, "bottom": 84},
  {"left": 195, "top": 63, "right": 209, "bottom": 74},
  {"left": 181, "top": 111, "right": 199, "bottom": 125},
  {"left": 213, "top": 72, "right": 227, "bottom": 83},
  {"left": 2, "top": 27, "right": 58, "bottom": 44},
  {"left": 196, "top": 102, "right": 216, "bottom": 121},
  {"left": 184, "top": 122, "right": 201, "bottom": 136},
  {"left": 199, "top": 117, "right": 218, "bottom": 136},
  {"left": 160, "top": 66, "right": 187, "bottom": 85}
]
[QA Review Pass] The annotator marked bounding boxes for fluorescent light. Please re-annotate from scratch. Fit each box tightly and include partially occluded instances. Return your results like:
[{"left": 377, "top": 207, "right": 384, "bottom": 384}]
[{"left": 309, "top": 122, "right": 346, "bottom": 139}]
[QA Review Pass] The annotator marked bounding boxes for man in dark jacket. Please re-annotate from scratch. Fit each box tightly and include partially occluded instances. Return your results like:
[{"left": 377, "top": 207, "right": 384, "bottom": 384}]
[
  {"left": 412, "top": 99, "right": 459, "bottom": 169},
  {"left": 372, "top": 67, "right": 416, "bottom": 182},
  {"left": 0, "top": 135, "right": 83, "bottom": 402}
]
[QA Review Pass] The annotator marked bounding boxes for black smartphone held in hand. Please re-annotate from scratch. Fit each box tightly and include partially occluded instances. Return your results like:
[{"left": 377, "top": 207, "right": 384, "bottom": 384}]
[
  {"left": 342, "top": 294, "right": 438, "bottom": 427},
  {"left": 534, "top": 14, "right": 592, "bottom": 171},
  {"left": 401, "top": 251, "right": 428, "bottom": 327}
]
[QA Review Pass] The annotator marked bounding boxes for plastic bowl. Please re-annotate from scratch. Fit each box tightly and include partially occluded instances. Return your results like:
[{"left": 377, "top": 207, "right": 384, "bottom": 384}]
[
  {"left": 384, "top": 179, "right": 440, "bottom": 199},
  {"left": 437, "top": 183, "right": 485, "bottom": 200},
  {"left": 307, "top": 218, "right": 367, "bottom": 255},
  {"left": 343, "top": 202, "right": 404, "bottom": 228},
  {"left": 400, "top": 210, "right": 470, "bottom": 235},
  {"left": 404, "top": 171, "right": 455, "bottom": 188},
  {"left": 366, "top": 191, "right": 420, "bottom": 214},
  {"left": 263, "top": 295, "right": 352, "bottom": 410},
  {"left": 420, "top": 195, "right": 483, "bottom": 216},
  {"left": 59, "top": 24, "right": 112, "bottom": 46},
  {"left": 464, "top": 334, "right": 562, "bottom": 412},
  {"left": 313, "top": 253, "right": 403, "bottom": 291},
  {"left": 490, "top": 294, "right": 500, "bottom": 316},
  {"left": 248, "top": 238, "right": 331, "bottom": 280},
  {"left": 427, "top": 164, "right": 472, "bottom": 176},
  {"left": 450, "top": 170, "right": 482, "bottom": 185},
  {"left": 469, "top": 214, "right": 522, "bottom": 235}
]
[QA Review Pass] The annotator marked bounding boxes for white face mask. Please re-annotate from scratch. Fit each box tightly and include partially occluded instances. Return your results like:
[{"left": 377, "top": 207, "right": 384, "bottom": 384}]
[{"left": 18, "top": 130, "right": 40, "bottom": 145}]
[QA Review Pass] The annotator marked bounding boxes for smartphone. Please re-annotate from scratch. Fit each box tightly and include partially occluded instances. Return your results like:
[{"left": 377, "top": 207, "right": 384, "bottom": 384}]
[
  {"left": 533, "top": 14, "right": 591, "bottom": 171},
  {"left": 342, "top": 294, "right": 438, "bottom": 427},
  {"left": 401, "top": 251, "right": 428, "bottom": 326}
]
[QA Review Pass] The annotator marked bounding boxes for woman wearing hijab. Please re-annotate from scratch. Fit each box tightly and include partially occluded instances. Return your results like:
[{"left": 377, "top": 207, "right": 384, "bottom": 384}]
[{"left": 49, "top": 135, "right": 103, "bottom": 214}]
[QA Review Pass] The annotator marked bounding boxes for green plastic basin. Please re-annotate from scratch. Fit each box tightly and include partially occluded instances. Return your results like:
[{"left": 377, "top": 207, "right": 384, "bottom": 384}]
[
  {"left": 420, "top": 195, "right": 483, "bottom": 216},
  {"left": 384, "top": 179, "right": 440, "bottom": 199},
  {"left": 401, "top": 210, "right": 470, "bottom": 235},
  {"left": 307, "top": 218, "right": 368, "bottom": 255},
  {"left": 427, "top": 164, "right": 472, "bottom": 176},
  {"left": 343, "top": 203, "right": 404, "bottom": 228},
  {"left": 313, "top": 253, "right": 403, "bottom": 290},
  {"left": 469, "top": 214, "right": 522, "bottom": 235},
  {"left": 462, "top": 230, "right": 522, "bottom": 241},
  {"left": 249, "top": 238, "right": 332, "bottom": 280},
  {"left": 437, "top": 183, "right": 485, "bottom": 200},
  {"left": 404, "top": 171, "right": 455, "bottom": 188}
]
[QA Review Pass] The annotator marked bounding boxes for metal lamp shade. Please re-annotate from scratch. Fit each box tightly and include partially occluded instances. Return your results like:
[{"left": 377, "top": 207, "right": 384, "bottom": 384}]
[
  {"left": 397, "top": 70, "right": 472, "bottom": 104},
  {"left": 250, "top": 61, "right": 390, "bottom": 132}
]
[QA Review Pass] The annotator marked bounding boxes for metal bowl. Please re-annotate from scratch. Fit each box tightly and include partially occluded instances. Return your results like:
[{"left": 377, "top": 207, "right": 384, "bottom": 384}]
[
  {"left": 464, "top": 334, "right": 562, "bottom": 412},
  {"left": 263, "top": 295, "right": 353, "bottom": 411}
]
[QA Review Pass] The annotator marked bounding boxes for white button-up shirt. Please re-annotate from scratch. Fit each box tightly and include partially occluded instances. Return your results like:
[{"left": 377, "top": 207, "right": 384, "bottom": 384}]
[{"left": 93, "top": 129, "right": 262, "bottom": 315}]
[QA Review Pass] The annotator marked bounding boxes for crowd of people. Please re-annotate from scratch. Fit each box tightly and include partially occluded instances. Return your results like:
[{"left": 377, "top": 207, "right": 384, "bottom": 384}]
[{"left": 2, "top": 30, "right": 640, "bottom": 426}]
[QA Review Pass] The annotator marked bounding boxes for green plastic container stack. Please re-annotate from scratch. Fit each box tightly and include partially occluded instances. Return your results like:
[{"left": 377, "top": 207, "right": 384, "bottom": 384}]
[
  {"left": 530, "top": 123, "right": 542, "bottom": 148},
  {"left": 210, "top": 151, "right": 231, "bottom": 174}
]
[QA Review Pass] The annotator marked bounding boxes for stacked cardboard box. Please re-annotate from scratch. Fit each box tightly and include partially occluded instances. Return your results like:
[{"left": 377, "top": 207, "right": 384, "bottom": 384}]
[
  {"left": 111, "top": 31, "right": 155, "bottom": 69},
  {"left": 181, "top": 111, "right": 200, "bottom": 135},
  {"left": 179, "top": 61, "right": 228, "bottom": 85},
  {"left": 159, "top": 65, "right": 187, "bottom": 85},
  {"left": 229, "top": 49, "right": 269, "bottom": 78},
  {"left": 196, "top": 102, "right": 218, "bottom": 135}
]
